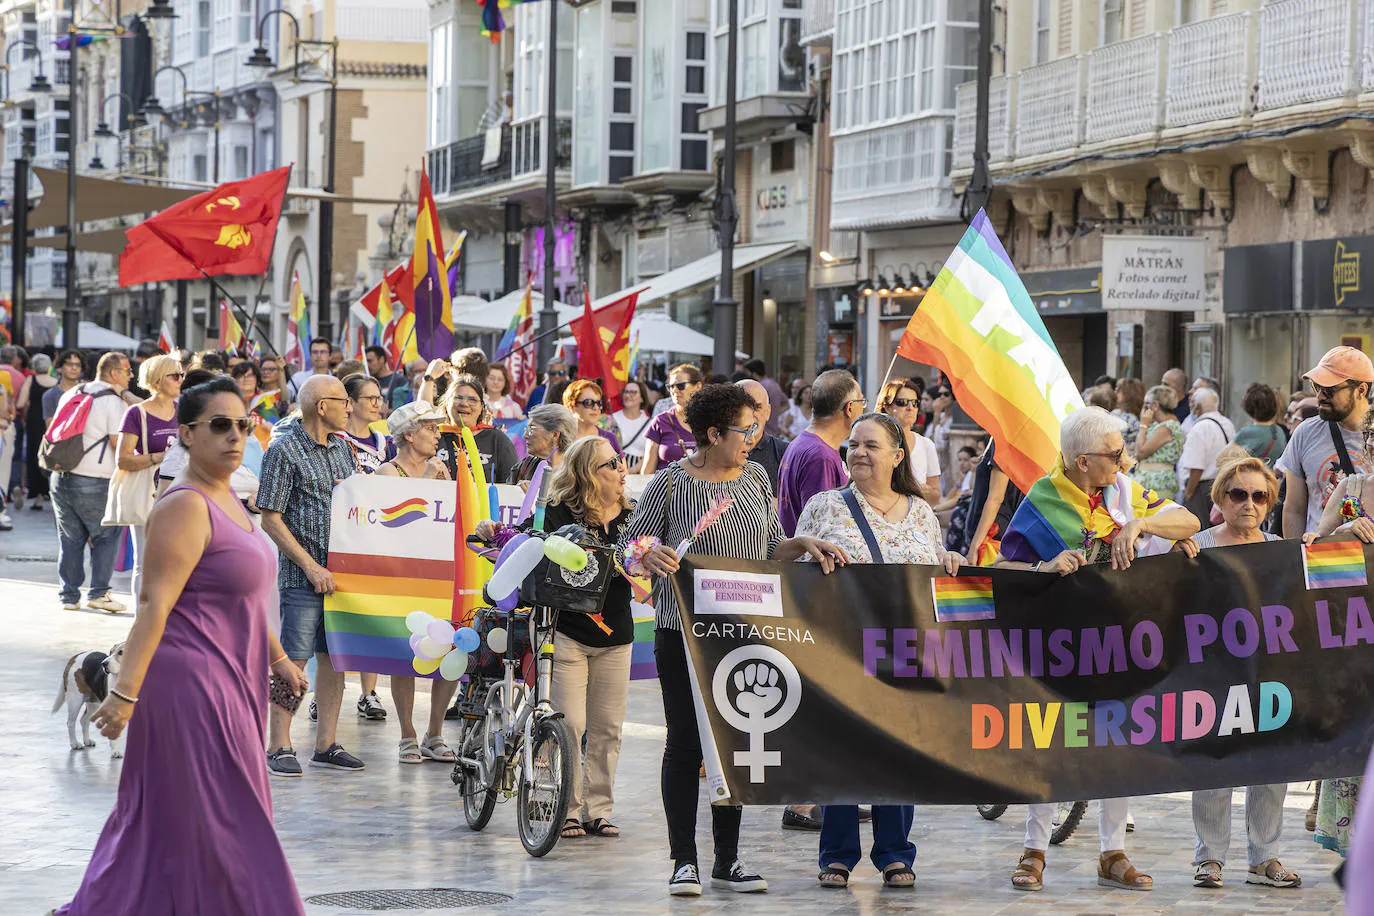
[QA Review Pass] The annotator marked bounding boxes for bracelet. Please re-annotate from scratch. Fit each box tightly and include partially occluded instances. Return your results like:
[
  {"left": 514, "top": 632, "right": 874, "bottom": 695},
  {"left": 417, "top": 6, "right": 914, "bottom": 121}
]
[
  {"left": 109, "top": 688, "right": 138, "bottom": 704},
  {"left": 270, "top": 653, "right": 289, "bottom": 667}
]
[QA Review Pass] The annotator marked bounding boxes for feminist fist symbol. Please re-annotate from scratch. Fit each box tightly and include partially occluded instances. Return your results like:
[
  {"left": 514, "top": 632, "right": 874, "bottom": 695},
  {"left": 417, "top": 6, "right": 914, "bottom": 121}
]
[{"left": 733, "top": 662, "right": 784, "bottom": 719}]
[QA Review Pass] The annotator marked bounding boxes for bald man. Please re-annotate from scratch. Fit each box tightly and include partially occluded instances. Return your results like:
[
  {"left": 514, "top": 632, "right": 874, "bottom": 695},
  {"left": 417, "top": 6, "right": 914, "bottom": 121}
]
[
  {"left": 1162, "top": 368, "right": 1191, "bottom": 424},
  {"left": 737, "top": 378, "right": 789, "bottom": 495},
  {"left": 258, "top": 373, "right": 364, "bottom": 776}
]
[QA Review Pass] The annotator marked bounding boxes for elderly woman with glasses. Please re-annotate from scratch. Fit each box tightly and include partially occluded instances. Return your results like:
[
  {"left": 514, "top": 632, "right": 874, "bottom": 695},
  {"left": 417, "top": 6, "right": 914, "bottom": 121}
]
[
  {"left": 997, "top": 406, "right": 1198, "bottom": 894},
  {"left": 794, "top": 411, "right": 964, "bottom": 891},
  {"left": 563, "top": 379, "right": 622, "bottom": 453},
  {"left": 116, "top": 354, "right": 185, "bottom": 610},
  {"left": 1172, "top": 456, "right": 1300, "bottom": 890},
  {"left": 436, "top": 373, "right": 518, "bottom": 484},
  {"left": 510, "top": 403, "right": 579, "bottom": 486}
]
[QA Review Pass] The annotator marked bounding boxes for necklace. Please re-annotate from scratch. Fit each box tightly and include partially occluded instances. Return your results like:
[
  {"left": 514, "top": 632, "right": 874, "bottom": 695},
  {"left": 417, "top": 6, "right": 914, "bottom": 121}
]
[{"left": 861, "top": 487, "right": 904, "bottom": 519}]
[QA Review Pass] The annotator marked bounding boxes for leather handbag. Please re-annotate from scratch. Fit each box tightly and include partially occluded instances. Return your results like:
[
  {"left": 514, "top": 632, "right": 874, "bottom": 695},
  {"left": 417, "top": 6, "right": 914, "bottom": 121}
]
[{"left": 519, "top": 543, "right": 616, "bottom": 614}]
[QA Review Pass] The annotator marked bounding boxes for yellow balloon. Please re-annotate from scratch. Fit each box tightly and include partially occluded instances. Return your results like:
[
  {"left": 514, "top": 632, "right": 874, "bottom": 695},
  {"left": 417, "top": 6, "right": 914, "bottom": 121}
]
[{"left": 412, "top": 655, "right": 442, "bottom": 676}]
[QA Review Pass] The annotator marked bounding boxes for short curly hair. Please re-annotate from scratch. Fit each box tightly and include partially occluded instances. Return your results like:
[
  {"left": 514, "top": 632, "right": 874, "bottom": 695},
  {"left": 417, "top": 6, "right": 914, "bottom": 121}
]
[{"left": 684, "top": 383, "right": 755, "bottom": 446}]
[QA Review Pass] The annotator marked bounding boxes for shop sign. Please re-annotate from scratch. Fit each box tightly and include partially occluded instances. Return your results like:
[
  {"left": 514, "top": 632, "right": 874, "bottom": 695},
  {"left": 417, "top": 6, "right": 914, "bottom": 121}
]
[
  {"left": 1021, "top": 267, "right": 1102, "bottom": 316},
  {"left": 749, "top": 142, "right": 808, "bottom": 244},
  {"left": 1101, "top": 235, "right": 1206, "bottom": 311},
  {"left": 1222, "top": 243, "right": 1293, "bottom": 314},
  {"left": 1302, "top": 235, "right": 1374, "bottom": 310}
]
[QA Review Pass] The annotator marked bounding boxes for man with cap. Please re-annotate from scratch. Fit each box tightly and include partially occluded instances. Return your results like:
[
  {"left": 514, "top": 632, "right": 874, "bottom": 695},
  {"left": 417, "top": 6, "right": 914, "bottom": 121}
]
[{"left": 1276, "top": 345, "right": 1374, "bottom": 539}]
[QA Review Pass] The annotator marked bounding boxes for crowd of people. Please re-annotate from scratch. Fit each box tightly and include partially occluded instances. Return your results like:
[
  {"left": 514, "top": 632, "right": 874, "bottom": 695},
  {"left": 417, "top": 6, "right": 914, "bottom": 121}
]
[{"left": 0, "top": 334, "right": 1364, "bottom": 909}]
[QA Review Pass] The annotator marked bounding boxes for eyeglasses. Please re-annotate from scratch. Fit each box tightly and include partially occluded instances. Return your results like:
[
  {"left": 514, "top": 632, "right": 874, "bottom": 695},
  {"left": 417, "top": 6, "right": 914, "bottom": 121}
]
[
  {"left": 844, "top": 397, "right": 868, "bottom": 411},
  {"left": 358, "top": 395, "right": 385, "bottom": 406},
  {"left": 725, "top": 423, "right": 760, "bottom": 440},
  {"left": 1227, "top": 488, "right": 1271, "bottom": 506},
  {"left": 318, "top": 396, "right": 351, "bottom": 407},
  {"left": 1082, "top": 447, "right": 1126, "bottom": 464},
  {"left": 576, "top": 398, "right": 604, "bottom": 409},
  {"left": 1313, "top": 380, "right": 1358, "bottom": 398},
  {"left": 668, "top": 381, "right": 694, "bottom": 392},
  {"left": 166, "top": 372, "right": 184, "bottom": 381},
  {"left": 596, "top": 455, "right": 626, "bottom": 472},
  {"left": 187, "top": 416, "right": 253, "bottom": 435},
  {"left": 547, "top": 369, "right": 568, "bottom": 378},
  {"left": 452, "top": 394, "right": 483, "bottom": 405},
  {"left": 261, "top": 365, "right": 279, "bottom": 374},
  {"left": 887, "top": 398, "right": 917, "bottom": 408},
  {"left": 416, "top": 421, "right": 442, "bottom": 434}
]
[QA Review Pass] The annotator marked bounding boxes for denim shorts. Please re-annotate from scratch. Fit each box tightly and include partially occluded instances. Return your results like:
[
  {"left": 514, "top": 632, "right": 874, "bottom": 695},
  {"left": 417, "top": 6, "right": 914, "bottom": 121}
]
[{"left": 279, "top": 586, "right": 328, "bottom": 660}]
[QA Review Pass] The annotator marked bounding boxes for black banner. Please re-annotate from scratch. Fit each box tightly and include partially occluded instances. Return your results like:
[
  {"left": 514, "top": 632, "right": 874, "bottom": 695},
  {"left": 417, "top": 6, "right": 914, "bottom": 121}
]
[{"left": 671, "top": 540, "right": 1374, "bottom": 806}]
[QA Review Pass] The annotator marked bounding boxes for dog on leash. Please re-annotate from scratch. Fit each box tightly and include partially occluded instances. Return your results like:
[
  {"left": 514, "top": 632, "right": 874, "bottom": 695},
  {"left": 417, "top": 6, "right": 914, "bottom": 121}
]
[{"left": 52, "top": 643, "right": 127, "bottom": 758}]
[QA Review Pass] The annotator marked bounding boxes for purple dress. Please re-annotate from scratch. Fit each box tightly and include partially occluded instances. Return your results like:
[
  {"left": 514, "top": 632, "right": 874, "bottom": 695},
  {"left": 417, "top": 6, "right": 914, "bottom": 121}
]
[{"left": 57, "top": 486, "right": 304, "bottom": 916}]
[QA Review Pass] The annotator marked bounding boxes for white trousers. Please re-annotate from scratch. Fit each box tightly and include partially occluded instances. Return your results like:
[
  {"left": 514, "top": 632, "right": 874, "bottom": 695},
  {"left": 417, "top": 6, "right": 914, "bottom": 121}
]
[{"left": 1025, "top": 797, "right": 1130, "bottom": 852}]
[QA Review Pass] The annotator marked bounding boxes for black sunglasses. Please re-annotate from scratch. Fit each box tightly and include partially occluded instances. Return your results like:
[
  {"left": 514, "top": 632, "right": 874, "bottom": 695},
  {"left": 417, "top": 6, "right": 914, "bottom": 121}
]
[
  {"left": 576, "top": 398, "right": 604, "bottom": 409},
  {"left": 188, "top": 416, "right": 253, "bottom": 435},
  {"left": 548, "top": 369, "right": 568, "bottom": 378},
  {"left": 668, "top": 381, "right": 694, "bottom": 392},
  {"left": 597, "top": 455, "right": 626, "bottom": 472},
  {"left": 888, "top": 398, "right": 917, "bottom": 408}
]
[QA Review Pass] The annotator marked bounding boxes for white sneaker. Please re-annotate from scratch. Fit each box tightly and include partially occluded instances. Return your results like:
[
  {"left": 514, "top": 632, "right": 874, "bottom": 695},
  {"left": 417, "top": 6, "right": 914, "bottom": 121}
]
[
  {"left": 86, "top": 595, "right": 127, "bottom": 614},
  {"left": 0, "top": 511, "right": 12, "bottom": 531},
  {"left": 61, "top": 601, "right": 81, "bottom": 611}
]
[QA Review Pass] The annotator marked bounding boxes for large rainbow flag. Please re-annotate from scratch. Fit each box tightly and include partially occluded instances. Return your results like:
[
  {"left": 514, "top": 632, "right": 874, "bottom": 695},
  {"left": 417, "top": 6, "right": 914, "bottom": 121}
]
[{"left": 896, "top": 210, "right": 1083, "bottom": 494}]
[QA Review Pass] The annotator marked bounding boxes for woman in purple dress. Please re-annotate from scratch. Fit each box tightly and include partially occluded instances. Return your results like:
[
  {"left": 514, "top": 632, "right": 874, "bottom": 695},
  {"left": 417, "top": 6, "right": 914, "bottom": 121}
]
[{"left": 54, "top": 377, "right": 308, "bottom": 916}]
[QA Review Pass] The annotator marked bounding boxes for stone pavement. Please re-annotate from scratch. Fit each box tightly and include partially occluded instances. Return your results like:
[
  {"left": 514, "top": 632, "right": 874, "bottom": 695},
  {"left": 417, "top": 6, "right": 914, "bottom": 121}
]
[{"left": 1, "top": 507, "right": 1349, "bottom": 915}]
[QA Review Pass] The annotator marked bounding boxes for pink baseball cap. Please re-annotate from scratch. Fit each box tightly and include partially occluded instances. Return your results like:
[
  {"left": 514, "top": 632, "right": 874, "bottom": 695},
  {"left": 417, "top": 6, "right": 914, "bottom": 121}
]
[{"left": 1304, "top": 346, "right": 1374, "bottom": 388}]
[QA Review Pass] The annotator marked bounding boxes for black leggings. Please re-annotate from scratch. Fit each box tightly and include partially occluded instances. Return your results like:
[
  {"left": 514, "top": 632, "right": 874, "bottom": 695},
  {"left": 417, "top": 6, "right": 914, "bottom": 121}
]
[{"left": 655, "top": 628, "right": 741, "bottom": 867}]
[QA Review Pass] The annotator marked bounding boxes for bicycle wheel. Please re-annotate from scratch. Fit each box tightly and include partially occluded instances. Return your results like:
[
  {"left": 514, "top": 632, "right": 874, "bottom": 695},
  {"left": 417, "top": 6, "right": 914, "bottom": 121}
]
[
  {"left": 976, "top": 804, "right": 1008, "bottom": 820},
  {"left": 1049, "top": 801, "right": 1087, "bottom": 845},
  {"left": 463, "top": 763, "right": 498, "bottom": 831},
  {"left": 516, "top": 715, "right": 574, "bottom": 857}
]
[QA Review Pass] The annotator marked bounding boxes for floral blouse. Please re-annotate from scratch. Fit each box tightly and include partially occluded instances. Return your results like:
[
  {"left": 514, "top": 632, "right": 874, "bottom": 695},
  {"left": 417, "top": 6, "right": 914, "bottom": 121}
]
[{"left": 793, "top": 487, "right": 944, "bottom": 565}]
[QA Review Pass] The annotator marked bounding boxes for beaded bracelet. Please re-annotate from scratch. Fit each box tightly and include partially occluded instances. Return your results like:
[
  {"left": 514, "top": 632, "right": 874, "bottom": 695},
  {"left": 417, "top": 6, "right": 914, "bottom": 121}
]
[{"left": 109, "top": 688, "right": 139, "bottom": 705}]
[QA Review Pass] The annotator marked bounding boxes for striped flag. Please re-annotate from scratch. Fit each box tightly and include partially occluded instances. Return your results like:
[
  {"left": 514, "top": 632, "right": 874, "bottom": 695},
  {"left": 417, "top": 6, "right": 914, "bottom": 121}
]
[
  {"left": 502, "top": 282, "right": 537, "bottom": 402},
  {"left": 410, "top": 168, "right": 454, "bottom": 361},
  {"left": 285, "top": 271, "right": 309, "bottom": 368},
  {"left": 896, "top": 210, "right": 1083, "bottom": 494},
  {"left": 1302, "top": 540, "right": 1368, "bottom": 590},
  {"left": 930, "top": 576, "right": 996, "bottom": 622},
  {"left": 218, "top": 300, "right": 244, "bottom": 353},
  {"left": 157, "top": 320, "right": 175, "bottom": 354}
]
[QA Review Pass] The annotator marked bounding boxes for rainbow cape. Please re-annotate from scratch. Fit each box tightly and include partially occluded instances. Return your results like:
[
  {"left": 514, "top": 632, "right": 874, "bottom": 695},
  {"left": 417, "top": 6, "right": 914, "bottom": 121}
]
[
  {"left": 896, "top": 211, "right": 1083, "bottom": 494},
  {"left": 1000, "top": 461, "right": 1174, "bottom": 564}
]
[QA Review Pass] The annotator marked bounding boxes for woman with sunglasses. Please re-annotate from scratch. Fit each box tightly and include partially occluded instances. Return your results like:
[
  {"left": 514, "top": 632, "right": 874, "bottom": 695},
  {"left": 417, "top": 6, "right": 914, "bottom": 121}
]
[
  {"left": 58, "top": 377, "right": 308, "bottom": 916},
  {"left": 436, "top": 373, "right": 518, "bottom": 485},
  {"left": 641, "top": 363, "right": 702, "bottom": 476},
  {"left": 563, "top": 379, "right": 622, "bottom": 453},
  {"left": 115, "top": 355, "right": 185, "bottom": 610},
  {"left": 877, "top": 378, "right": 942, "bottom": 499},
  {"left": 479, "top": 435, "right": 636, "bottom": 839},
  {"left": 1174, "top": 456, "right": 1301, "bottom": 890}
]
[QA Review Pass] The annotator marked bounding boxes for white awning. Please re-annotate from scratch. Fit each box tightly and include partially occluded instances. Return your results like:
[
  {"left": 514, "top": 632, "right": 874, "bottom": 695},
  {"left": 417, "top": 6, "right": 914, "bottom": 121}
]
[
  {"left": 59, "top": 321, "right": 141, "bottom": 350},
  {"left": 451, "top": 289, "right": 576, "bottom": 333},
  {"left": 558, "top": 310, "right": 747, "bottom": 359},
  {"left": 592, "top": 241, "right": 802, "bottom": 310}
]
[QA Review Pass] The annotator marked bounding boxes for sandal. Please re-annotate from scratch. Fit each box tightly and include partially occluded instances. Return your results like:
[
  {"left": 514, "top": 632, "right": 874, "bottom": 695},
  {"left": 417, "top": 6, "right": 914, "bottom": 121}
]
[
  {"left": 583, "top": 817, "right": 620, "bottom": 837},
  {"left": 817, "top": 864, "right": 850, "bottom": 888},
  {"left": 882, "top": 863, "right": 915, "bottom": 889},
  {"left": 420, "top": 734, "right": 455, "bottom": 763},
  {"left": 1098, "top": 850, "right": 1152, "bottom": 891},
  {"left": 1246, "top": 859, "right": 1301, "bottom": 888},
  {"left": 397, "top": 737, "right": 423, "bottom": 765},
  {"left": 1193, "top": 860, "right": 1223, "bottom": 888},
  {"left": 561, "top": 818, "right": 586, "bottom": 838},
  {"left": 1011, "top": 849, "right": 1044, "bottom": 892}
]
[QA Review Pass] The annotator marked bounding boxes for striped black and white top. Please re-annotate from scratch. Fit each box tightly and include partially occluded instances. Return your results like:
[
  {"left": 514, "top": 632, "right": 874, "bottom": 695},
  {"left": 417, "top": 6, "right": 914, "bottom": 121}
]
[{"left": 618, "top": 460, "right": 782, "bottom": 631}]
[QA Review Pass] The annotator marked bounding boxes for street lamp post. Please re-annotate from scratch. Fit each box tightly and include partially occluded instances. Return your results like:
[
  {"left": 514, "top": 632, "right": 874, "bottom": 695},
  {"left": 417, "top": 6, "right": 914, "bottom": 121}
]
[
  {"left": 537, "top": 0, "right": 559, "bottom": 368},
  {"left": 89, "top": 92, "right": 149, "bottom": 170},
  {"left": 711, "top": 0, "right": 740, "bottom": 375},
  {"left": 142, "top": 65, "right": 222, "bottom": 182},
  {"left": 965, "top": 0, "right": 995, "bottom": 216},
  {"left": 2, "top": 37, "right": 53, "bottom": 348},
  {"left": 248, "top": 13, "right": 338, "bottom": 342}
]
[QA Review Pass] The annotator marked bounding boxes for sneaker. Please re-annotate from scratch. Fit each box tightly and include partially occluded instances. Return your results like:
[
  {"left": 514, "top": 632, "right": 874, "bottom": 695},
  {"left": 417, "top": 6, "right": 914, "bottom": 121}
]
[
  {"left": 308, "top": 698, "right": 318, "bottom": 721},
  {"left": 710, "top": 860, "right": 768, "bottom": 893},
  {"left": 86, "top": 595, "right": 127, "bottom": 614},
  {"left": 61, "top": 600, "right": 81, "bottom": 611},
  {"left": 11, "top": 490, "right": 23, "bottom": 510},
  {"left": 668, "top": 862, "right": 702, "bottom": 897},
  {"left": 357, "top": 691, "right": 388, "bottom": 720},
  {"left": 1126, "top": 812, "right": 1135, "bottom": 832},
  {"left": 310, "top": 743, "right": 365, "bottom": 771},
  {"left": 29, "top": 496, "right": 43, "bottom": 511},
  {"left": 0, "top": 511, "right": 12, "bottom": 531},
  {"left": 267, "top": 747, "right": 303, "bottom": 777}
]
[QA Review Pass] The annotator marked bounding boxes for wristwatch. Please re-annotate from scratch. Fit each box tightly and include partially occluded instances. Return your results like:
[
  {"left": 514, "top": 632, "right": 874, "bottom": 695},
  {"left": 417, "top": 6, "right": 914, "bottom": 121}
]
[{"left": 1030, "top": 561, "right": 1042, "bottom": 572}]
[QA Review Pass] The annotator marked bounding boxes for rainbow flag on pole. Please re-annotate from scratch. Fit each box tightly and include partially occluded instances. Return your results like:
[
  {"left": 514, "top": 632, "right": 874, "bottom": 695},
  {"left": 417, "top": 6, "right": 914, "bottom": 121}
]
[
  {"left": 1302, "top": 540, "right": 1368, "bottom": 590},
  {"left": 931, "top": 576, "right": 996, "bottom": 622},
  {"left": 896, "top": 210, "right": 1083, "bottom": 494},
  {"left": 411, "top": 167, "right": 454, "bottom": 361}
]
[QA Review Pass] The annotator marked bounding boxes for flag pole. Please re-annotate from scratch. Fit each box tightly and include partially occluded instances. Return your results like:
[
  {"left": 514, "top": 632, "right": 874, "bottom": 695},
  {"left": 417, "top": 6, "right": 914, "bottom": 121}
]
[
  {"left": 199, "top": 270, "right": 282, "bottom": 359},
  {"left": 878, "top": 352, "right": 900, "bottom": 394}
]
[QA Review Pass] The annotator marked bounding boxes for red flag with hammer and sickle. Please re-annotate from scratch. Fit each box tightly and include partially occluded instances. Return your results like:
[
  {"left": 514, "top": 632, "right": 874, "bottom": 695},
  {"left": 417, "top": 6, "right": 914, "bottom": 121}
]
[{"left": 118, "top": 166, "right": 292, "bottom": 286}]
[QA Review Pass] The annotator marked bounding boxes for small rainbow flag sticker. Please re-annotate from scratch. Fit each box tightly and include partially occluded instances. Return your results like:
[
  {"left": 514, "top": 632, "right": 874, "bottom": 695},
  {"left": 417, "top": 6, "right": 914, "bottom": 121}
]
[
  {"left": 379, "top": 498, "right": 429, "bottom": 528},
  {"left": 932, "top": 576, "right": 996, "bottom": 622},
  {"left": 1302, "top": 540, "right": 1368, "bottom": 590}
]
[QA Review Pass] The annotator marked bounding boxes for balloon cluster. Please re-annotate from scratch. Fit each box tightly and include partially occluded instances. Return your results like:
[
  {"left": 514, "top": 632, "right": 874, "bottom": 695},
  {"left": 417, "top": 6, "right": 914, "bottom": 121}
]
[
  {"left": 485, "top": 528, "right": 591, "bottom": 611},
  {"left": 623, "top": 535, "right": 662, "bottom": 577},
  {"left": 405, "top": 611, "right": 479, "bottom": 680}
]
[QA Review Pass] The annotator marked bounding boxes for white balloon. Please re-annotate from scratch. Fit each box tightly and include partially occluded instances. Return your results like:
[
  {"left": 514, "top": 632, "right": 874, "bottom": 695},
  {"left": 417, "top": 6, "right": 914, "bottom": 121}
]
[
  {"left": 426, "top": 618, "right": 456, "bottom": 644},
  {"left": 416, "top": 636, "right": 449, "bottom": 660},
  {"left": 405, "top": 611, "right": 433, "bottom": 636},
  {"left": 438, "top": 649, "right": 469, "bottom": 681},
  {"left": 487, "top": 537, "right": 546, "bottom": 603},
  {"left": 486, "top": 626, "right": 509, "bottom": 655}
]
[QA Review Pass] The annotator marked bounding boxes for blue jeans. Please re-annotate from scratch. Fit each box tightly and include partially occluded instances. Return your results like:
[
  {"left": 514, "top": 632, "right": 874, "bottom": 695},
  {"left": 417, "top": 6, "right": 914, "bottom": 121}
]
[
  {"left": 50, "top": 472, "right": 119, "bottom": 604},
  {"left": 818, "top": 805, "right": 916, "bottom": 872}
]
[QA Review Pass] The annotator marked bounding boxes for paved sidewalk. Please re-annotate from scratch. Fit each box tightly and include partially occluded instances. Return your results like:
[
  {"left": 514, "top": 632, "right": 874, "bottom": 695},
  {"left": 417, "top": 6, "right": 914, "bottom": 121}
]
[{"left": 1, "top": 507, "right": 1348, "bottom": 914}]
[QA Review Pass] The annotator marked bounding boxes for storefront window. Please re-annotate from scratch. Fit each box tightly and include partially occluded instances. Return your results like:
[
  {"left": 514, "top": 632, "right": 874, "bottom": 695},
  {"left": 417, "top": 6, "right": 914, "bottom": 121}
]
[{"left": 1225, "top": 314, "right": 1295, "bottom": 421}]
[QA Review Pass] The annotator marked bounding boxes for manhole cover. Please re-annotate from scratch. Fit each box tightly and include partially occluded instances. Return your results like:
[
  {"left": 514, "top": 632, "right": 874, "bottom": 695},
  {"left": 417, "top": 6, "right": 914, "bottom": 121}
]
[{"left": 305, "top": 889, "right": 512, "bottom": 910}]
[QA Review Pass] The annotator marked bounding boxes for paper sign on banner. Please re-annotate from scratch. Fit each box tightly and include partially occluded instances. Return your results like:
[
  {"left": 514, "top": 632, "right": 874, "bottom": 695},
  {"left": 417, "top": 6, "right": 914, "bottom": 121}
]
[{"left": 693, "top": 570, "right": 785, "bottom": 618}]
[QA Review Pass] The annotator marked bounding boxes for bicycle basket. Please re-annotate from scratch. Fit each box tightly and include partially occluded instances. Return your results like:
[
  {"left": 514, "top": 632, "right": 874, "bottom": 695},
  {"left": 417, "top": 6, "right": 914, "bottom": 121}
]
[
  {"left": 470, "top": 606, "right": 533, "bottom": 679},
  {"left": 518, "top": 544, "right": 615, "bottom": 614}
]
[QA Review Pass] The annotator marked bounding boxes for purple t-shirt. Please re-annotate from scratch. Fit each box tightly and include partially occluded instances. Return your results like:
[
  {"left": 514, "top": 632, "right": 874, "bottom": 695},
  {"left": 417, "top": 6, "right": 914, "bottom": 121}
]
[
  {"left": 596, "top": 426, "right": 623, "bottom": 454},
  {"left": 645, "top": 411, "right": 696, "bottom": 465},
  {"left": 120, "top": 404, "right": 180, "bottom": 455},
  {"left": 778, "top": 430, "right": 849, "bottom": 537}
]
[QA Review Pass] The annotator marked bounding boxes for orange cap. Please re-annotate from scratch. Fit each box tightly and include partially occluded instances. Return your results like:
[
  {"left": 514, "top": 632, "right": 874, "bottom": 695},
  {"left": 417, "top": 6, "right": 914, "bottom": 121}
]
[{"left": 1304, "top": 346, "right": 1374, "bottom": 388}]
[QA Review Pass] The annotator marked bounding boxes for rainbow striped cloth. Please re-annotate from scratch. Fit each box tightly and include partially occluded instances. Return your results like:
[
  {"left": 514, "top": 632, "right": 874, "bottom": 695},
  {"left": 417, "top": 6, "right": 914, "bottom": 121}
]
[
  {"left": 1302, "top": 540, "right": 1368, "bottom": 590},
  {"left": 931, "top": 576, "right": 996, "bottom": 622},
  {"left": 895, "top": 210, "right": 1083, "bottom": 495}
]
